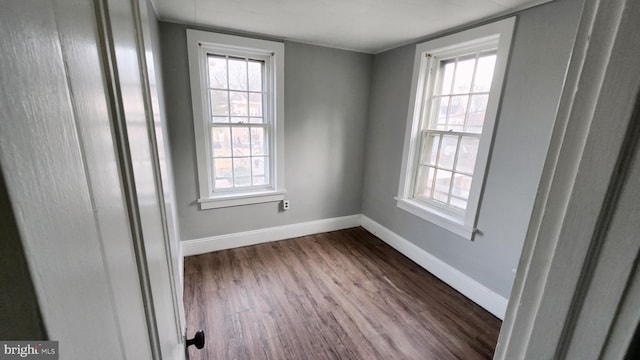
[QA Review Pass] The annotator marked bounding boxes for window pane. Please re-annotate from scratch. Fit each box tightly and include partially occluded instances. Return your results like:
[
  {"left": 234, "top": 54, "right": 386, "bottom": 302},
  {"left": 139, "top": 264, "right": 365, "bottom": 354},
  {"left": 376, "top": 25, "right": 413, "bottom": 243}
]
[
  {"left": 438, "top": 61, "right": 455, "bottom": 95},
  {"left": 213, "top": 158, "right": 232, "bottom": 189},
  {"left": 447, "top": 95, "right": 468, "bottom": 131},
  {"left": 467, "top": 94, "right": 488, "bottom": 132},
  {"left": 434, "top": 191, "right": 448, "bottom": 203},
  {"left": 433, "top": 169, "right": 452, "bottom": 202},
  {"left": 452, "top": 173, "right": 472, "bottom": 199},
  {"left": 248, "top": 60, "right": 262, "bottom": 92},
  {"left": 230, "top": 117, "right": 248, "bottom": 124},
  {"left": 229, "top": 91, "right": 248, "bottom": 116},
  {"left": 233, "top": 157, "right": 251, "bottom": 187},
  {"left": 456, "top": 136, "right": 479, "bottom": 174},
  {"left": 249, "top": 117, "right": 264, "bottom": 124},
  {"left": 415, "top": 166, "right": 435, "bottom": 198},
  {"left": 231, "top": 127, "right": 250, "bottom": 156},
  {"left": 263, "top": 156, "right": 270, "bottom": 185},
  {"left": 228, "top": 58, "right": 247, "bottom": 91},
  {"left": 251, "top": 127, "right": 268, "bottom": 155},
  {"left": 420, "top": 133, "right": 440, "bottom": 165},
  {"left": 432, "top": 96, "right": 449, "bottom": 130},
  {"left": 451, "top": 196, "right": 467, "bottom": 210},
  {"left": 207, "top": 55, "right": 227, "bottom": 89},
  {"left": 253, "top": 176, "right": 266, "bottom": 186},
  {"left": 452, "top": 57, "right": 475, "bottom": 94},
  {"left": 211, "top": 127, "right": 231, "bottom": 157},
  {"left": 438, "top": 135, "right": 458, "bottom": 170},
  {"left": 252, "top": 156, "right": 266, "bottom": 176},
  {"left": 249, "top": 93, "right": 263, "bottom": 117},
  {"left": 212, "top": 116, "right": 229, "bottom": 123},
  {"left": 473, "top": 54, "right": 496, "bottom": 92},
  {"left": 252, "top": 156, "right": 269, "bottom": 185},
  {"left": 210, "top": 90, "right": 228, "bottom": 116}
]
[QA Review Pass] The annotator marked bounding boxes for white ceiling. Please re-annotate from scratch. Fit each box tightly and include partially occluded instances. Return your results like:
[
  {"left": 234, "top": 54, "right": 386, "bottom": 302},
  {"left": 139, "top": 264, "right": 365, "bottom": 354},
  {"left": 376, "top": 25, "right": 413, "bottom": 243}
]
[{"left": 152, "top": 0, "right": 551, "bottom": 54}]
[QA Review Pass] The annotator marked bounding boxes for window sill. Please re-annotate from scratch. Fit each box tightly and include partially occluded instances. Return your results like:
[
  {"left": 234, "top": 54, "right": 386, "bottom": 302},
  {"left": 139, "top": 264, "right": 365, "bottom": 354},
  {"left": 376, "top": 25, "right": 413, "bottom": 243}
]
[
  {"left": 199, "top": 190, "right": 286, "bottom": 210},
  {"left": 396, "top": 198, "right": 476, "bottom": 240}
]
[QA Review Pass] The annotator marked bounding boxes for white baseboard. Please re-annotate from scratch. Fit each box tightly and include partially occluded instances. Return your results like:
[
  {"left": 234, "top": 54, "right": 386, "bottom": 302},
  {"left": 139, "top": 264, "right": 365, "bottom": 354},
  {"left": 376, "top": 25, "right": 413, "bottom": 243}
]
[
  {"left": 181, "top": 214, "right": 362, "bottom": 256},
  {"left": 180, "top": 213, "right": 508, "bottom": 319},
  {"left": 360, "top": 215, "right": 508, "bottom": 320}
]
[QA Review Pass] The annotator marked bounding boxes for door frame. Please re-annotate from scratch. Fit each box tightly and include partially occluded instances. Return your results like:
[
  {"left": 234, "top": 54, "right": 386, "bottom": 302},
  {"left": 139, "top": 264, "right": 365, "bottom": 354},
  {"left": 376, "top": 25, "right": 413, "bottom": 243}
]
[{"left": 495, "top": 0, "right": 640, "bottom": 358}]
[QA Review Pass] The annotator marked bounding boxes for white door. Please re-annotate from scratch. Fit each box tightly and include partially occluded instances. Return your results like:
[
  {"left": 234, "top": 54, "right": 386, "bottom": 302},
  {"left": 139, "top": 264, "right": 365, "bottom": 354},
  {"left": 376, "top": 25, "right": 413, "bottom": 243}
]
[{"left": 0, "top": 0, "right": 184, "bottom": 358}]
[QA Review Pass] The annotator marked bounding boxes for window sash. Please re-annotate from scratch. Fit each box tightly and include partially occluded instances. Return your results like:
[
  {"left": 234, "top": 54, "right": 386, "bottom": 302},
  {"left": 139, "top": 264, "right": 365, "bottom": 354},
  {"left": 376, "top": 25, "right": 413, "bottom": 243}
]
[
  {"left": 206, "top": 54, "right": 267, "bottom": 122},
  {"left": 423, "top": 51, "right": 496, "bottom": 134},
  {"left": 411, "top": 47, "right": 496, "bottom": 214},
  {"left": 209, "top": 123, "right": 271, "bottom": 192},
  {"left": 201, "top": 49, "right": 275, "bottom": 195},
  {"left": 413, "top": 130, "right": 480, "bottom": 212}
]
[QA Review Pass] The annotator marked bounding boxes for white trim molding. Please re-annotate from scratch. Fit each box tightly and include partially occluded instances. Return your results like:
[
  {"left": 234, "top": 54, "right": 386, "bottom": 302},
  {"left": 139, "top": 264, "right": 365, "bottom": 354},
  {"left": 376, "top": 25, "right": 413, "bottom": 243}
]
[
  {"left": 396, "top": 198, "right": 476, "bottom": 239},
  {"left": 198, "top": 190, "right": 286, "bottom": 209},
  {"left": 360, "top": 215, "right": 508, "bottom": 319},
  {"left": 181, "top": 215, "right": 362, "bottom": 256}
]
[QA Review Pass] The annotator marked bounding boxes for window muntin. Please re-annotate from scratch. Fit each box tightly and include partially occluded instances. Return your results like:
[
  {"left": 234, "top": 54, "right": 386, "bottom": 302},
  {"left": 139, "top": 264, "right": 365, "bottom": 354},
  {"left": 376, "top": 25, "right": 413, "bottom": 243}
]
[{"left": 414, "top": 51, "right": 497, "bottom": 212}]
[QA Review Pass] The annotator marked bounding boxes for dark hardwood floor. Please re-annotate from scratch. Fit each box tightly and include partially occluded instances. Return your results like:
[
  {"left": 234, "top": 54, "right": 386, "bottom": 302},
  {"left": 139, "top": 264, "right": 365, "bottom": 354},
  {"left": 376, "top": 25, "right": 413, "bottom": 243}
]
[{"left": 184, "top": 227, "right": 501, "bottom": 360}]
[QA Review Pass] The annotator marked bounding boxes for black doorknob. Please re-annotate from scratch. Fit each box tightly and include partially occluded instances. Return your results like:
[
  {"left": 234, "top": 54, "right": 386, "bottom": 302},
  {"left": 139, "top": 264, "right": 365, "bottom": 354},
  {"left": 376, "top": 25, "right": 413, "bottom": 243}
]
[{"left": 186, "top": 330, "right": 205, "bottom": 349}]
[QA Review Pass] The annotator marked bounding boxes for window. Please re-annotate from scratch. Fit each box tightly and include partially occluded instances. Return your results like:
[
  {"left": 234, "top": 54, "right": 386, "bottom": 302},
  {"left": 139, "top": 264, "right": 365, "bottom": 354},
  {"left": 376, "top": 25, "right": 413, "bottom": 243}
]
[
  {"left": 187, "top": 30, "right": 285, "bottom": 209},
  {"left": 397, "top": 18, "right": 515, "bottom": 239}
]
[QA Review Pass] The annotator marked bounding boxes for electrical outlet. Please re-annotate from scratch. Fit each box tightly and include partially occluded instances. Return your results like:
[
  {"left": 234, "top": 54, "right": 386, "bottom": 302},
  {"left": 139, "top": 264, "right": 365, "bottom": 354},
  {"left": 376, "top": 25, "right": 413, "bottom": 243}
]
[{"left": 283, "top": 200, "right": 290, "bottom": 210}]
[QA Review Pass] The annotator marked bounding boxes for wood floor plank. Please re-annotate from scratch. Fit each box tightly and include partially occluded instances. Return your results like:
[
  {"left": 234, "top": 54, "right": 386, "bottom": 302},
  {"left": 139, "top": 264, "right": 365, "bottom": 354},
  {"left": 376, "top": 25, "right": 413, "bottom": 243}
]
[{"left": 184, "top": 227, "right": 501, "bottom": 359}]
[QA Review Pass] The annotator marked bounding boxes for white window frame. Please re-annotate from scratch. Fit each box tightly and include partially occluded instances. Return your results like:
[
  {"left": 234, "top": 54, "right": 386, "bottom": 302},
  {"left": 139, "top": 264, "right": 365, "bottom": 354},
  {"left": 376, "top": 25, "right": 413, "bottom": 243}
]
[
  {"left": 187, "top": 29, "right": 285, "bottom": 209},
  {"left": 396, "top": 18, "right": 515, "bottom": 239}
]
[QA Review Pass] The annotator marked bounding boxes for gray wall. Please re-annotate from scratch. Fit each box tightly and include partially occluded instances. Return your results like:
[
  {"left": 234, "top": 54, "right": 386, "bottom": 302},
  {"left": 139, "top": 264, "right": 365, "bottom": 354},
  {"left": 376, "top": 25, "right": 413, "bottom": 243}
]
[
  {"left": 159, "top": 0, "right": 583, "bottom": 298},
  {"left": 361, "top": 0, "right": 584, "bottom": 298},
  {"left": 159, "top": 22, "right": 372, "bottom": 240}
]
